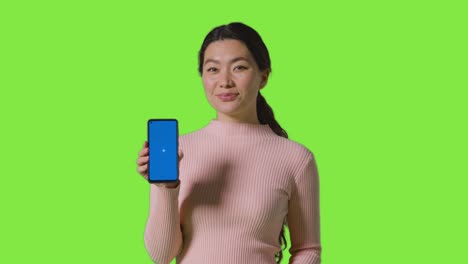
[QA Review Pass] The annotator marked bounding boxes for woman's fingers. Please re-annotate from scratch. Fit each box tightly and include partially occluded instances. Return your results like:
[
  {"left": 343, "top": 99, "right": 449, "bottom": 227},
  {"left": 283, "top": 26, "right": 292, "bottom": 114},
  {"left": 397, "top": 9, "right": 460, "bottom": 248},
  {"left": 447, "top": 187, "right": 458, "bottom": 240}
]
[
  {"left": 138, "top": 142, "right": 182, "bottom": 181},
  {"left": 136, "top": 156, "right": 149, "bottom": 166},
  {"left": 136, "top": 141, "right": 149, "bottom": 180},
  {"left": 137, "top": 164, "right": 148, "bottom": 175},
  {"left": 139, "top": 147, "right": 148, "bottom": 157}
]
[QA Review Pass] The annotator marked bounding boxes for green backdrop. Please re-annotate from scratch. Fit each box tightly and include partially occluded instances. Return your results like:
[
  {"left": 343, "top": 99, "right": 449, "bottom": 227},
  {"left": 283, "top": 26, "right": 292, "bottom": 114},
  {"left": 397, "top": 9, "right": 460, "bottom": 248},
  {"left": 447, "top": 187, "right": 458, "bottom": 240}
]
[{"left": 1, "top": 0, "right": 466, "bottom": 263}]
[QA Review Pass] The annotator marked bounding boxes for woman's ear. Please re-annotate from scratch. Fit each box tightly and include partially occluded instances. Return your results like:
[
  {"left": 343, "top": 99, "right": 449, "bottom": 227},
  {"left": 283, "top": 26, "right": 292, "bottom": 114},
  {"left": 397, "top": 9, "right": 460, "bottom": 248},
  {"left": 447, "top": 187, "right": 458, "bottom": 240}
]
[{"left": 259, "top": 69, "right": 270, "bottom": 89}]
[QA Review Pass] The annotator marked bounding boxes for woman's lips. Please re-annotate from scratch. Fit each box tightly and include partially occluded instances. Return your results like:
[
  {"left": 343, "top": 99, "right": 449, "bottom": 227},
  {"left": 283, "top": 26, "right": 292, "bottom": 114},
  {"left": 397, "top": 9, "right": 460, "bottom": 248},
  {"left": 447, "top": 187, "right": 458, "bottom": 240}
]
[{"left": 216, "top": 93, "right": 239, "bottom": 101}]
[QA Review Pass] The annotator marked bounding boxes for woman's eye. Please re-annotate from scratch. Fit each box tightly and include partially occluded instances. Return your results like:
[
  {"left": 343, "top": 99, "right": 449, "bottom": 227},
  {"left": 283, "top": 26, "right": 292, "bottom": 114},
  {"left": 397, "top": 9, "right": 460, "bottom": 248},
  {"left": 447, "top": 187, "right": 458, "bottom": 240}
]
[
  {"left": 207, "top": 67, "right": 217, "bottom": 72},
  {"left": 235, "top": 66, "right": 247, "bottom": 70}
]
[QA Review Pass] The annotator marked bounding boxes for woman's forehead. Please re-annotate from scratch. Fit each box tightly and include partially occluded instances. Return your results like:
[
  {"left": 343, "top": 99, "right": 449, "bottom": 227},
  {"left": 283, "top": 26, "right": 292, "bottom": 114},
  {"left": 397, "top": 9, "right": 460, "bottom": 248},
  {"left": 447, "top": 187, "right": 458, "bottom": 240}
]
[{"left": 204, "top": 40, "right": 252, "bottom": 62}]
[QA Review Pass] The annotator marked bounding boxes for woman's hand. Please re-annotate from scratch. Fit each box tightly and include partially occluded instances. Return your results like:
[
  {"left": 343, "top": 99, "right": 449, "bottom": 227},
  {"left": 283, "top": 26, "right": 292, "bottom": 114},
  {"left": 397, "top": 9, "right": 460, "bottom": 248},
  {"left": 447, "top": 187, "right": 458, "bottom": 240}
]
[{"left": 136, "top": 140, "right": 183, "bottom": 188}]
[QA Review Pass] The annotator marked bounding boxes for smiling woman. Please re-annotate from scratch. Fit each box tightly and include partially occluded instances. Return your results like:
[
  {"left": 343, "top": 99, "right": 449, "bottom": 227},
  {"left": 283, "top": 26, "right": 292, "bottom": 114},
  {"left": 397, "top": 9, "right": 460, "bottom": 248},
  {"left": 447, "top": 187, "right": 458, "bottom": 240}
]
[
  {"left": 139, "top": 22, "right": 321, "bottom": 264},
  {"left": 201, "top": 38, "right": 269, "bottom": 124}
]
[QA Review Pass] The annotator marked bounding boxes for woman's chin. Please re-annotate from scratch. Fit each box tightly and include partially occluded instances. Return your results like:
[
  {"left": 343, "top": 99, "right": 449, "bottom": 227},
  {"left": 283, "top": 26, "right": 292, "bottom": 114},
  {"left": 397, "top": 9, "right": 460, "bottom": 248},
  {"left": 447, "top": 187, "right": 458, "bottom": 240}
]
[
  {"left": 215, "top": 105, "right": 242, "bottom": 115},
  {"left": 212, "top": 100, "right": 240, "bottom": 110}
]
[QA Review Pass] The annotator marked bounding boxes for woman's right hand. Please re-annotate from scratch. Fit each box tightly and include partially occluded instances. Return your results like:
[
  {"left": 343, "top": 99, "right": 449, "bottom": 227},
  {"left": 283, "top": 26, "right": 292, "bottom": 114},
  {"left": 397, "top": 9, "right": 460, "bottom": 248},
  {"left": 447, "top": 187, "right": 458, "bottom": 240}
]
[{"left": 136, "top": 140, "right": 183, "bottom": 188}]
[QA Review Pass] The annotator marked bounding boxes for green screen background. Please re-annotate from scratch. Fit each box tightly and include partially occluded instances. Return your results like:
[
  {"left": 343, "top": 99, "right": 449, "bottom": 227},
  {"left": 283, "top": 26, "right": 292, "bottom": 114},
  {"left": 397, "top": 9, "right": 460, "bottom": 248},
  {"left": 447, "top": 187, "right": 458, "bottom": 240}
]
[{"left": 1, "top": 0, "right": 466, "bottom": 263}]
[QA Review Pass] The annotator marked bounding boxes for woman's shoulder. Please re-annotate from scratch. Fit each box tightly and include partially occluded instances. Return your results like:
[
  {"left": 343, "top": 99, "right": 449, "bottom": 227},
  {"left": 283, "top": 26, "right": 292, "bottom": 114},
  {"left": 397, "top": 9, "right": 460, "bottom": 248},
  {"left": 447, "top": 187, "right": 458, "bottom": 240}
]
[
  {"left": 255, "top": 136, "right": 316, "bottom": 175},
  {"left": 273, "top": 136, "right": 314, "bottom": 157}
]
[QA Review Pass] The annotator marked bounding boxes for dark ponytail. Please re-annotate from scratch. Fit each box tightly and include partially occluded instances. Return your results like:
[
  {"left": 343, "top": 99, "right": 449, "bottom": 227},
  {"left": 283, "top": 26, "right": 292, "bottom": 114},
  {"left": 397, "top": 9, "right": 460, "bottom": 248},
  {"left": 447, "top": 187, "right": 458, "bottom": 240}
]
[
  {"left": 257, "top": 91, "right": 288, "bottom": 139},
  {"left": 198, "top": 22, "right": 288, "bottom": 264}
]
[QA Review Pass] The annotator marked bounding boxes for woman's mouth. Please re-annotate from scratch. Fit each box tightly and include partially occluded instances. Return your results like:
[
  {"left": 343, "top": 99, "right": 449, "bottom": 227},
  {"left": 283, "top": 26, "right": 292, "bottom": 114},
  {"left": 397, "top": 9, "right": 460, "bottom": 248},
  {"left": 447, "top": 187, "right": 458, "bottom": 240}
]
[{"left": 216, "top": 93, "right": 239, "bottom": 101}]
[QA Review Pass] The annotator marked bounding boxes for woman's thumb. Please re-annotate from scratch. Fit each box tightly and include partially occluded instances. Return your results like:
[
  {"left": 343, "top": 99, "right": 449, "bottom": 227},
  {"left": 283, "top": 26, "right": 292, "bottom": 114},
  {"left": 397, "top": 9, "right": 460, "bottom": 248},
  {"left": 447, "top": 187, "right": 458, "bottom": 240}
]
[{"left": 178, "top": 148, "right": 184, "bottom": 160}]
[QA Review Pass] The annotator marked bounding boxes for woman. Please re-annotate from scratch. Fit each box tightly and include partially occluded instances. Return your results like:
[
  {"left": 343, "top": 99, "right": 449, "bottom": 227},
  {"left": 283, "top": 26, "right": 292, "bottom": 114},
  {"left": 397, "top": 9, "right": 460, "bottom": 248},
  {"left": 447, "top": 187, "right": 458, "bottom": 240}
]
[{"left": 136, "top": 22, "right": 321, "bottom": 264}]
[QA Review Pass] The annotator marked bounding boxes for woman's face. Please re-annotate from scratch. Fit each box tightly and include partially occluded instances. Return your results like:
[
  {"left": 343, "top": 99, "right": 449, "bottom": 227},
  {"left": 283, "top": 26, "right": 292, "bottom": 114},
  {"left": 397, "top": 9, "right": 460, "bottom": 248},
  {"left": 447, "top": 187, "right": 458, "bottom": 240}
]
[{"left": 201, "top": 39, "right": 269, "bottom": 123}]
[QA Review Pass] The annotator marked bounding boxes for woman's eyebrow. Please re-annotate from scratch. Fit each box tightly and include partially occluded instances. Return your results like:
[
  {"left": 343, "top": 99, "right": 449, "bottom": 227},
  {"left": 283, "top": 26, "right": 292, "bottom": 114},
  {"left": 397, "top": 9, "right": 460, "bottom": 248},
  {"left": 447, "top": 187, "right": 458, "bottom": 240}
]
[{"left": 204, "top": 57, "right": 249, "bottom": 65}]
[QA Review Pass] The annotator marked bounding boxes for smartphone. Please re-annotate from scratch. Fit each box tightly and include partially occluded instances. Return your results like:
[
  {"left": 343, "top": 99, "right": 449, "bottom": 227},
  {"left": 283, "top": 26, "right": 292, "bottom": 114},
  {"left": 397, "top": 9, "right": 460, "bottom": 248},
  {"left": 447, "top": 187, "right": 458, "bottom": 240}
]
[{"left": 147, "top": 119, "right": 179, "bottom": 183}]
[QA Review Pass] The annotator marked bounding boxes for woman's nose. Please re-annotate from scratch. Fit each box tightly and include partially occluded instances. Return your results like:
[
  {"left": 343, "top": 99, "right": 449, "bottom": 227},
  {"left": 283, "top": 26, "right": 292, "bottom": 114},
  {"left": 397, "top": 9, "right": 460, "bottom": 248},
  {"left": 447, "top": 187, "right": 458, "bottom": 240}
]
[{"left": 219, "top": 71, "right": 234, "bottom": 88}]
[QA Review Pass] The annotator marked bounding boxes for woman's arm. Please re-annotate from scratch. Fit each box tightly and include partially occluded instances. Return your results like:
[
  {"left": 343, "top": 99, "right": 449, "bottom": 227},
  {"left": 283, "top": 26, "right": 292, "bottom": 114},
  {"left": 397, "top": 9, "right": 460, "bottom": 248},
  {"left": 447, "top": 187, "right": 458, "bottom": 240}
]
[
  {"left": 144, "top": 183, "right": 183, "bottom": 264},
  {"left": 287, "top": 153, "right": 322, "bottom": 264}
]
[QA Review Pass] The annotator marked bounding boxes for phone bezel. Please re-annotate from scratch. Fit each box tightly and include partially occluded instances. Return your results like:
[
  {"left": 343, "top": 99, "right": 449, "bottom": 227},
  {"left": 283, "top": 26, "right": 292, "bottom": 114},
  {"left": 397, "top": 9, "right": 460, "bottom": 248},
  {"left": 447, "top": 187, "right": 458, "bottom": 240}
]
[{"left": 147, "top": 118, "right": 179, "bottom": 183}]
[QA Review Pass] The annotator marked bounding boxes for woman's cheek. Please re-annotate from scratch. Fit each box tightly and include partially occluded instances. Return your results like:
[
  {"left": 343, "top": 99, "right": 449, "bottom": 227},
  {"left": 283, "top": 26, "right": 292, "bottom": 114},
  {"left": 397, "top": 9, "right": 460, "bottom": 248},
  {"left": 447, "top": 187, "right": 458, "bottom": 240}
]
[{"left": 202, "top": 77, "right": 215, "bottom": 88}]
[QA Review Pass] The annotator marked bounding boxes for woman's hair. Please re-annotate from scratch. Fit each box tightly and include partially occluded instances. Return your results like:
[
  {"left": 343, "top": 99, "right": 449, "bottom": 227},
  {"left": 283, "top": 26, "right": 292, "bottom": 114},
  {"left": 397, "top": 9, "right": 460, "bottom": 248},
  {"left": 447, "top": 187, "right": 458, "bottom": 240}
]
[{"left": 197, "top": 22, "right": 289, "bottom": 264}]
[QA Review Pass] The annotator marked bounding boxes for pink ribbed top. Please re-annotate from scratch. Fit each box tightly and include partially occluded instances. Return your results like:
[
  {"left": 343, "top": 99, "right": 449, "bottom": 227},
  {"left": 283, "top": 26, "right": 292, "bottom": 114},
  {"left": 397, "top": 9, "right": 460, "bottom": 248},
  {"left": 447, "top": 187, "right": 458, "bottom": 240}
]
[{"left": 144, "top": 119, "right": 321, "bottom": 264}]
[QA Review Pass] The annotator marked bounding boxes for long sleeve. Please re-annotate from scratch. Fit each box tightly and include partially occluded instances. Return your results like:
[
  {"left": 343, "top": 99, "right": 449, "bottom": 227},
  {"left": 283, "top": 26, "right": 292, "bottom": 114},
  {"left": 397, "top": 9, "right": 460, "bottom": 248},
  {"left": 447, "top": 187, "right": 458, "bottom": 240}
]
[
  {"left": 287, "top": 152, "right": 322, "bottom": 264},
  {"left": 145, "top": 119, "right": 323, "bottom": 263},
  {"left": 144, "top": 183, "right": 183, "bottom": 264}
]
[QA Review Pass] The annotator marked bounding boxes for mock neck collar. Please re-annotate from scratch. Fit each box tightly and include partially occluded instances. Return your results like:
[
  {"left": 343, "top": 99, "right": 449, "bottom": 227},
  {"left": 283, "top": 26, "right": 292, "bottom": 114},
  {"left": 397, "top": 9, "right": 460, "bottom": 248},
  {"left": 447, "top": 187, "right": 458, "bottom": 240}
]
[{"left": 203, "top": 119, "right": 277, "bottom": 138}]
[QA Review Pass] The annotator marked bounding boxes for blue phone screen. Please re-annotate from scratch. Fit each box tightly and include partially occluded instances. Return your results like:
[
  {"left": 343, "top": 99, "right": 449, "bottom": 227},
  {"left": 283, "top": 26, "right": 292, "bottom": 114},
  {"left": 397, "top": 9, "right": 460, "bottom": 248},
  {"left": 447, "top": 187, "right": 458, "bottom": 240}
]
[{"left": 148, "top": 119, "right": 178, "bottom": 182}]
